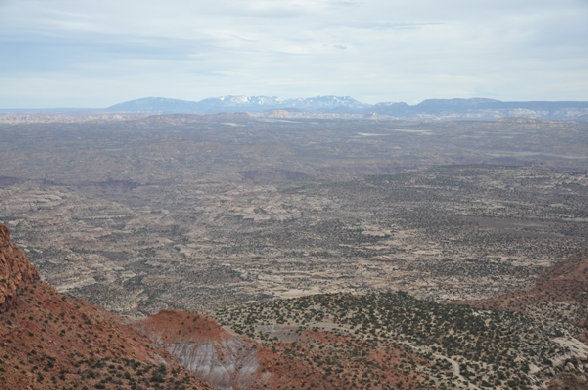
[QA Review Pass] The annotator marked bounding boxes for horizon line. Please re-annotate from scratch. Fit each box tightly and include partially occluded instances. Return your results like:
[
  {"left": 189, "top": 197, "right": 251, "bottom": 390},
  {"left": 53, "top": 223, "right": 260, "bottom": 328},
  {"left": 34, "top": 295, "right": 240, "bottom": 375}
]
[{"left": 3, "top": 95, "right": 588, "bottom": 111}]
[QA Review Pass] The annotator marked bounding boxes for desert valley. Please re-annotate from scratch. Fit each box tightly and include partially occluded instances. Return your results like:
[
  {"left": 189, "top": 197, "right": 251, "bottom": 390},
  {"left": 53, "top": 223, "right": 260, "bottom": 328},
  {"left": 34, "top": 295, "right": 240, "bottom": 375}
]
[{"left": 0, "top": 104, "right": 587, "bottom": 389}]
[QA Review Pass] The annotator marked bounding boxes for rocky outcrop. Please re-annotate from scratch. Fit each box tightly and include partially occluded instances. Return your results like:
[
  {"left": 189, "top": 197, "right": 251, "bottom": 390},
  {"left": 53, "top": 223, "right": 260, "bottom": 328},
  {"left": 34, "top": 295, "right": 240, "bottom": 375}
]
[
  {"left": 0, "top": 224, "right": 39, "bottom": 311},
  {"left": 167, "top": 338, "right": 261, "bottom": 390},
  {"left": 133, "top": 310, "right": 268, "bottom": 390}
]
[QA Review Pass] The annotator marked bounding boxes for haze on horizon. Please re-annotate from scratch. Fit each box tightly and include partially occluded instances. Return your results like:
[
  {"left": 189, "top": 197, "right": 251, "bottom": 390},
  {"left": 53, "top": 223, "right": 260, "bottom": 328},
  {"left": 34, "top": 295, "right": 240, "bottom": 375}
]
[{"left": 1, "top": 0, "right": 587, "bottom": 108}]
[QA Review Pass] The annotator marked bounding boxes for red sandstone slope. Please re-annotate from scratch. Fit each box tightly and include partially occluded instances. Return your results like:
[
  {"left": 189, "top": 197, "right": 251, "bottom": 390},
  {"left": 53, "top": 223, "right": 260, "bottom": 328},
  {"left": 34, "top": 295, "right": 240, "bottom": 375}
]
[
  {"left": 469, "top": 253, "right": 587, "bottom": 337},
  {"left": 133, "top": 310, "right": 232, "bottom": 345},
  {"left": 474, "top": 252, "right": 587, "bottom": 309},
  {"left": 535, "top": 252, "right": 588, "bottom": 302},
  {"left": 467, "top": 253, "right": 588, "bottom": 390},
  {"left": 0, "top": 224, "right": 210, "bottom": 389},
  {"left": 0, "top": 225, "right": 39, "bottom": 310}
]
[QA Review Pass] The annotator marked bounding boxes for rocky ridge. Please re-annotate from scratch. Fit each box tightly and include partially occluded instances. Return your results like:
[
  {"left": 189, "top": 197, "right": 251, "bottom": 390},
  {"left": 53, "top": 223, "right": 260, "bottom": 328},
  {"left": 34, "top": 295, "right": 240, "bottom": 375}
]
[{"left": 0, "top": 224, "right": 39, "bottom": 311}]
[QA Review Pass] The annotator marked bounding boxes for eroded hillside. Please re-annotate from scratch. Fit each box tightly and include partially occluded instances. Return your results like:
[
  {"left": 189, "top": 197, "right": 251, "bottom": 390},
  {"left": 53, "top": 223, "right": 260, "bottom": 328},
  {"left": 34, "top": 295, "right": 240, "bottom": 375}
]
[{"left": 0, "top": 225, "right": 210, "bottom": 389}]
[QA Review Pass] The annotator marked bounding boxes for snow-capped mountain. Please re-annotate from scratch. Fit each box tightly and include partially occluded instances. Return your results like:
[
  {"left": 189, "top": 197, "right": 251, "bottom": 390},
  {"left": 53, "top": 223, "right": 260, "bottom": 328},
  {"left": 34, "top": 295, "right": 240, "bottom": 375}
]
[{"left": 108, "top": 95, "right": 370, "bottom": 114}]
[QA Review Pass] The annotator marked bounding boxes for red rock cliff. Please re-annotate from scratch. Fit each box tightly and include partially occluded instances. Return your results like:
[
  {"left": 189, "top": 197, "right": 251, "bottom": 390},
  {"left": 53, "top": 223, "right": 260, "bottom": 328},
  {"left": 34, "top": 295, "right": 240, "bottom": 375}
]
[{"left": 0, "top": 224, "right": 40, "bottom": 311}]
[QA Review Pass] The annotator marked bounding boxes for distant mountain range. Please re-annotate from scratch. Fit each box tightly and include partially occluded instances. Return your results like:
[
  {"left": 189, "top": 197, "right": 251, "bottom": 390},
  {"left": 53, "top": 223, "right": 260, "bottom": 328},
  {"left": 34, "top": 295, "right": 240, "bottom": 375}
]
[
  {"left": 106, "top": 96, "right": 588, "bottom": 121},
  {"left": 107, "top": 95, "right": 370, "bottom": 114},
  {"left": 3, "top": 96, "right": 588, "bottom": 121}
]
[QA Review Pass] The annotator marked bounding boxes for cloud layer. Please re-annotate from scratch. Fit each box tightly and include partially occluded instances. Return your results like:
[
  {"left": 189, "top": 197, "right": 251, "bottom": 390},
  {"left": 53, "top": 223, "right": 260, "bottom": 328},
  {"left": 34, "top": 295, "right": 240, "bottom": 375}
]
[{"left": 1, "top": 0, "right": 587, "bottom": 107}]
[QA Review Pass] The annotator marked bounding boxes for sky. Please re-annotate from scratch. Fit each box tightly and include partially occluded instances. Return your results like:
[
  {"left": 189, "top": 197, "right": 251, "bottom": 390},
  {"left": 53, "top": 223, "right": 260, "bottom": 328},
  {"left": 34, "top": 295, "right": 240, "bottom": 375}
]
[{"left": 1, "top": 0, "right": 588, "bottom": 108}]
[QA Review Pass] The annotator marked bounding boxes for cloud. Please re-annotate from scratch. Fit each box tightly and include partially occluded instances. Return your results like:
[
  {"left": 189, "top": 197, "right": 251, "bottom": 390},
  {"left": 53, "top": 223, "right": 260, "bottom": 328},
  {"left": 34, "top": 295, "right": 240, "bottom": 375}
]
[{"left": 0, "top": 0, "right": 587, "bottom": 107}]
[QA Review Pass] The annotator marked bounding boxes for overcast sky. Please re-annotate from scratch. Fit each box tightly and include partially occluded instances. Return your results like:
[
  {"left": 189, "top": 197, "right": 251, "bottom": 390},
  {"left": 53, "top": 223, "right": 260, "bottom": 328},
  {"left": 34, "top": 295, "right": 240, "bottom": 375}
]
[{"left": 1, "top": 0, "right": 587, "bottom": 108}]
